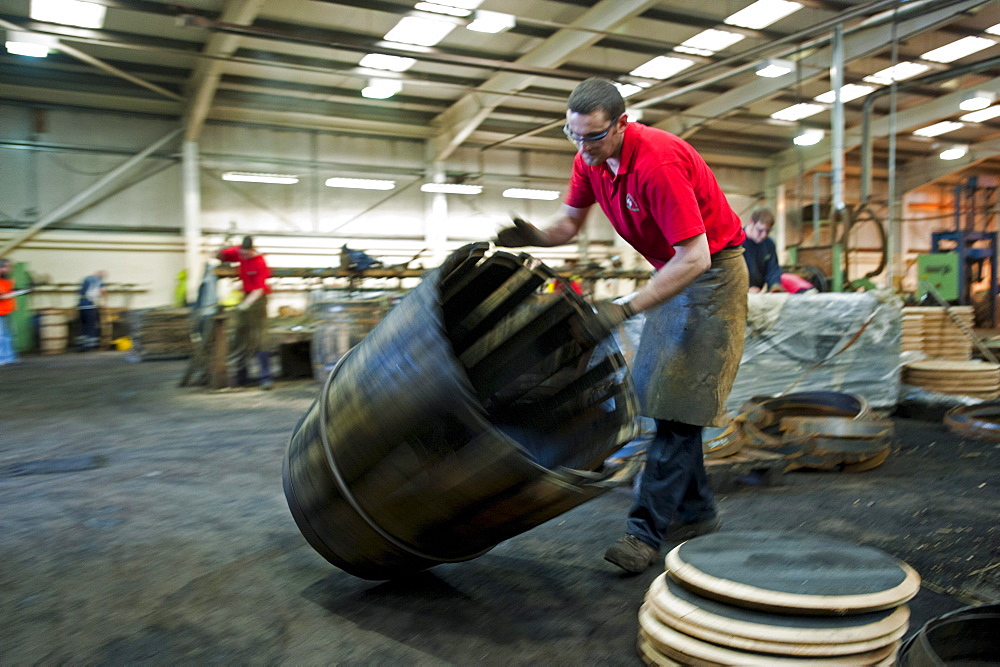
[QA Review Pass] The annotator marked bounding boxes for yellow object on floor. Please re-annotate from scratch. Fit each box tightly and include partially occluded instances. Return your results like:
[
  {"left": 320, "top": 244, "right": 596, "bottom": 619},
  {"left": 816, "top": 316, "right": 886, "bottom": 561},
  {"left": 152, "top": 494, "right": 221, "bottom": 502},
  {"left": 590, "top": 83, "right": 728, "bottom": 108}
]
[{"left": 112, "top": 337, "right": 132, "bottom": 351}]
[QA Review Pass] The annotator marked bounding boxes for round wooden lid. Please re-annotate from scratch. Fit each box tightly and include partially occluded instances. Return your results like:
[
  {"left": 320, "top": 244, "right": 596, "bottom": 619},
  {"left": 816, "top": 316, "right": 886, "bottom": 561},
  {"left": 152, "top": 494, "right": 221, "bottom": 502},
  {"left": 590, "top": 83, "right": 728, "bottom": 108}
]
[
  {"left": 639, "top": 604, "right": 900, "bottom": 665},
  {"left": 645, "top": 574, "right": 909, "bottom": 655},
  {"left": 637, "top": 632, "right": 679, "bottom": 666},
  {"left": 666, "top": 531, "right": 920, "bottom": 614}
]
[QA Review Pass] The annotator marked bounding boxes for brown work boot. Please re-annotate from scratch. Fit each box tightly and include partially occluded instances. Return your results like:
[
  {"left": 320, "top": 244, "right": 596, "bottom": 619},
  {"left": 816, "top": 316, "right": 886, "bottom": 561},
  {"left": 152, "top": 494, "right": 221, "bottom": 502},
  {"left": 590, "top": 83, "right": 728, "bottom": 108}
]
[
  {"left": 604, "top": 534, "right": 660, "bottom": 573},
  {"left": 668, "top": 517, "right": 722, "bottom": 543}
]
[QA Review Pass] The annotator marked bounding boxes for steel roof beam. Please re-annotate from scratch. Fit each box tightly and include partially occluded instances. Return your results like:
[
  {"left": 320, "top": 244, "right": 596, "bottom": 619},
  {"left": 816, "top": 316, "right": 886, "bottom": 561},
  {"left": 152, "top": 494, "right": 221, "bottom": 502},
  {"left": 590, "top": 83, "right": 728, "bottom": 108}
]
[
  {"left": 765, "top": 75, "right": 1000, "bottom": 187},
  {"left": 898, "top": 137, "right": 1000, "bottom": 193},
  {"left": 0, "top": 17, "right": 182, "bottom": 102},
  {"left": 183, "top": 0, "right": 265, "bottom": 141},
  {"left": 652, "top": 0, "right": 988, "bottom": 138},
  {"left": 428, "top": 0, "right": 661, "bottom": 163}
]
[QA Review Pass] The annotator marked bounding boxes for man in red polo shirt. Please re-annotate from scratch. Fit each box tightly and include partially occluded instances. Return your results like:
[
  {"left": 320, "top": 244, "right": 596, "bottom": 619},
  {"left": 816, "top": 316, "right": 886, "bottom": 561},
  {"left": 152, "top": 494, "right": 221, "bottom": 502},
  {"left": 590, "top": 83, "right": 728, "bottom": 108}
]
[
  {"left": 217, "top": 236, "right": 273, "bottom": 389},
  {"left": 496, "top": 78, "right": 749, "bottom": 573}
]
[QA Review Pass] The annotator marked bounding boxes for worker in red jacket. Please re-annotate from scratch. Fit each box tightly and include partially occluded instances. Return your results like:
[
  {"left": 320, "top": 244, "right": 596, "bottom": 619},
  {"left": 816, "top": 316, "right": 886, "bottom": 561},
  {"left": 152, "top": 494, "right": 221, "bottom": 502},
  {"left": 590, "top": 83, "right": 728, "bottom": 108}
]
[
  {"left": 0, "top": 258, "right": 18, "bottom": 365},
  {"left": 217, "top": 236, "right": 273, "bottom": 389},
  {"left": 496, "top": 78, "right": 748, "bottom": 573}
]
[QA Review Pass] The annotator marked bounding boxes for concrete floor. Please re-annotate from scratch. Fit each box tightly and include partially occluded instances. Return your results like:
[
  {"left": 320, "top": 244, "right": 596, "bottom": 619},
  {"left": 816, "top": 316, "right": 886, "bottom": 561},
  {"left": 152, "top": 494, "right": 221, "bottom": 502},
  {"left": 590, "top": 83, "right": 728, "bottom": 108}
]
[{"left": 2, "top": 353, "right": 998, "bottom": 663}]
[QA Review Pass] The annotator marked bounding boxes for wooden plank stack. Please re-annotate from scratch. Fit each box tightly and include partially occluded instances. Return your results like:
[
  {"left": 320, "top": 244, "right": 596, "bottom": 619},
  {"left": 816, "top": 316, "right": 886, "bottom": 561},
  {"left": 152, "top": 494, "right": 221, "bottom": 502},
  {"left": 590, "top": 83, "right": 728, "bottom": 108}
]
[
  {"left": 901, "top": 306, "right": 974, "bottom": 360},
  {"left": 128, "top": 308, "right": 193, "bottom": 360},
  {"left": 902, "top": 359, "right": 1000, "bottom": 400},
  {"left": 639, "top": 531, "right": 918, "bottom": 666}
]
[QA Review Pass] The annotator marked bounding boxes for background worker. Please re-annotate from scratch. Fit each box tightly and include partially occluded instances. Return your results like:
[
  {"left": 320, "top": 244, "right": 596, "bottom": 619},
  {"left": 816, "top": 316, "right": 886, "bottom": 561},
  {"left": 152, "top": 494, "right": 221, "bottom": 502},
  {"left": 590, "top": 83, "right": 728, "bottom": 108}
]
[
  {"left": 0, "top": 258, "right": 18, "bottom": 365},
  {"left": 495, "top": 78, "right": 748, "bottom": 573},
  {"left": 217, "top": 236, "right": 273, "bottom": 389},
  {"left": 742, "top": 208, "right": 817, "bottom": 294},
  {"left": 742, "top": 209, "right": 784, "bottom": 294},
  {"left": 77, "top": 270, "right": 106, "bottom": 351}
]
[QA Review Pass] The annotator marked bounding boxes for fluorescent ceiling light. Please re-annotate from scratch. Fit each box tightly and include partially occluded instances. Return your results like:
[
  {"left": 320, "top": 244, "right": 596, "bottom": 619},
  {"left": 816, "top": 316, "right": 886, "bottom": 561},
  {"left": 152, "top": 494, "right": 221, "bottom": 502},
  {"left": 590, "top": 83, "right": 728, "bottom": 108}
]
[
  {"left": 614, "top": 81, "right": 650, "bottom": 97},
  {"left": 674, "top": 29, "right": 745, "bottom": 57},
  {"left": 755, "top": 59, "right": 794, "bottom": 78},
  {"left": 770, "top": 103, "right": 825, "bottom": 121},
  {"left": 29, "top": 0, "right": 105, "bottom": 28},
  {"left": 959, "top": 90, "right": 997, "bottom": 112},
  {"left": 920, "top": 36, "right": 996, "bottom": 63},
  {"left": 223, "top": 172, "right": 299, "bottom": 185},
  {"left": 939, "top": 145, "right": 968, "bottom": 161},
  {"left": 960, "top": 105, "right": 1000, "bottom": 123},
  {"left": 359, "top": 53, "right": 416, "bottom": 72},
  {"left": 325, "top": 177, "right": 396, "bottom": 190},
  {"left": 415, "top": 2, "right": 471, "bottom": 17},
  {"left": 421, "top": 183, "right": 482, "bottom": 194},
  {"left": 793, "top": 129, "right": 824, "bottom": 146},
  {"left": 813, "top": 84, "right": 876, "bottom": 104},
  {"left": 361, "top": 78, "right": 402, "bottom": 99},
  {"left": 431, "top": 0, "right": 483, "bottom": 8},
  {"left": 502, "top": 188, "right": 560, "bottom": 201},
  {"left": 912, "top": 121, "right": 965, "bottom": 137},
  {"left": 725, "top": 0, "right": 802, "bottom": 30},
  {"left": 467, "top": 10, "right": 514, "bottom": 34},
  {"left": 862, "top": 61, "right": 930, "bottom": 85},
  {"left": 987, "top": 24, "right": 1000, "bottom": 36},
  {"left": 6, "top": 40, "right": 48, "bottom": 57},
  {"left": 626, "top": 109, "right": 643, "bottom": 122},
  {"left": 5, "top": 32, "right": 54, "bottom": 57},
  {"left": 630, "top": 56, "right": 694, "bottom": 80},
  {"left": 383, "top": 16, "right": 456, "bottom": 47}
]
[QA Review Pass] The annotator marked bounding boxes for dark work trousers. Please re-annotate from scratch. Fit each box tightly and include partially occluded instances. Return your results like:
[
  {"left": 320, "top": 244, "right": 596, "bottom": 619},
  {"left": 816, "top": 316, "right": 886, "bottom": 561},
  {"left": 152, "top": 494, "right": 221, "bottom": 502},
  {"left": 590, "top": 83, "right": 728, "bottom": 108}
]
[
  {"left": 626, "top": 419, "right": 716, "bottom": 549},
  {"left": 231, "top": 296, "right": 271, "bottom": 386},
  {"left": 78, "top": 306, "right": 100, "bottom": 350}
]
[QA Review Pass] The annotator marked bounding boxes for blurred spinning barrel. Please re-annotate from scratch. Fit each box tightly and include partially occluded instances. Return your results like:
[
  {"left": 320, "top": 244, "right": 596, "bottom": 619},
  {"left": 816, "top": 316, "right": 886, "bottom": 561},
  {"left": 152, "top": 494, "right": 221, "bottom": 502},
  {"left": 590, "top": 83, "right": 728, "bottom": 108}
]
[{"left": 283, "top": 243, "right": 639, "bottom": 579}]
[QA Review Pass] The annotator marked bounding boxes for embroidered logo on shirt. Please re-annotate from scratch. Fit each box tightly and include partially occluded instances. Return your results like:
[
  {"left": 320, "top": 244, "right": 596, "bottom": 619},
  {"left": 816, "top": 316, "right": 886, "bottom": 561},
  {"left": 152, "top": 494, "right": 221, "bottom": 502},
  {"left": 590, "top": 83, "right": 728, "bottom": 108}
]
[{"left": 625, "top": 194, "right": 640, "bottom": 212}]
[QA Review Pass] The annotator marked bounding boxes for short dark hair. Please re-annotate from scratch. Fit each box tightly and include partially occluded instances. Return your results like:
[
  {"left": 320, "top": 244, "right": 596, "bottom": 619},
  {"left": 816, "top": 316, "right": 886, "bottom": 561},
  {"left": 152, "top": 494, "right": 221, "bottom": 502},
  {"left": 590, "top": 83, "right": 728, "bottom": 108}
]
[
  {"left": 751, "top": 209, "right": 775, "bottom": 227},
  {"left": 241, "top": 236, "right": 254, "bottom": 250},
  {"left": 567, "top": 78, "right": 625, "bottom": 122}
]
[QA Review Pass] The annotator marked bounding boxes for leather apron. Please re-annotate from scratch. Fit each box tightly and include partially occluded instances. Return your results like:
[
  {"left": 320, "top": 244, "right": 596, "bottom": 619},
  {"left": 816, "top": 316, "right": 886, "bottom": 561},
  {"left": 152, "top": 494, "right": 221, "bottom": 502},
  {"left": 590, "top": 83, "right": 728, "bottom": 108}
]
[
  {"left": 230, "top": 294, "right": 269, "bottom": 368},
  {"left": 631, "top": 247, "right": 748, "bottom": 427}
]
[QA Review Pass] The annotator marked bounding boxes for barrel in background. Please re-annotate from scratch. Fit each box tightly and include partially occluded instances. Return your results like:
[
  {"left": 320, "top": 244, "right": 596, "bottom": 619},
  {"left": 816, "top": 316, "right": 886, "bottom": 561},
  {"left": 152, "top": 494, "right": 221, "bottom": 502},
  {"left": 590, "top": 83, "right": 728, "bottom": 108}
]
[
  {"left": 309, "top": 294, "right": 392, "bottom": 381},
  {"left": 38, "top": 307, "right": 69, "bottom": 354}
]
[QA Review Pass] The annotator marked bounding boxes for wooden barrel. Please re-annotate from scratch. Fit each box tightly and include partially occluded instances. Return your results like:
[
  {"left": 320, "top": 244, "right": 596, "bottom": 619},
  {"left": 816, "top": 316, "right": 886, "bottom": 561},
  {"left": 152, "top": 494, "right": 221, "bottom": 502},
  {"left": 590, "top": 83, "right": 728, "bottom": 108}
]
[
  {"left": 283, "top": 245, "right": 640, "bottom": 580},
  {"left": 38, "top": 308, "right": 69, "bottom": 354}
]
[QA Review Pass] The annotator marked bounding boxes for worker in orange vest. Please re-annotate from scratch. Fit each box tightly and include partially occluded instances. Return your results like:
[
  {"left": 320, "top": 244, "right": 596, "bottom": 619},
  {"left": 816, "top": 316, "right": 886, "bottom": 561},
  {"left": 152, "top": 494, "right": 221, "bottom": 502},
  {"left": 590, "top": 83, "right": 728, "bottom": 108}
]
[{"left": 0, "top": 258, "right": 19, "bottom": 365}]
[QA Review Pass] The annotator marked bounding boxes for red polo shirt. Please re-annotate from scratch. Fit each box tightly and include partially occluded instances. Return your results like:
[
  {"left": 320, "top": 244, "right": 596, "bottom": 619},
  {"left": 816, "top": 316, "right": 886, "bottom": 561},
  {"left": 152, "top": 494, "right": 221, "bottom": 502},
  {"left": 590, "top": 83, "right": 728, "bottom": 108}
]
[
  {"left": 564, "top": 123, "right": 745, "bottom": 269},
  {"left": 219, "top": 247, "right": 272, "bottom": 294}
]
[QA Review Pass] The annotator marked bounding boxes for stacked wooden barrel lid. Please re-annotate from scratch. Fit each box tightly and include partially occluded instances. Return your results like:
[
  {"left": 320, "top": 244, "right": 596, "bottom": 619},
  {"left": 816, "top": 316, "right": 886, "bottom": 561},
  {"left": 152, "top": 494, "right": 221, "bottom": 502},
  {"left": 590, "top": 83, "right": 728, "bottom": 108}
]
[
  {"left": 901, "top": 306, "right": 974, "bottom": 360},
  {"left": 902, "top": 359, "right": 1000, "bottom": 400},
  {"left": 900, "top": 311, "right": 924, "bottom": 353},
  {"left": 639, "top": 531, "right": 919, "bottom": 665}
]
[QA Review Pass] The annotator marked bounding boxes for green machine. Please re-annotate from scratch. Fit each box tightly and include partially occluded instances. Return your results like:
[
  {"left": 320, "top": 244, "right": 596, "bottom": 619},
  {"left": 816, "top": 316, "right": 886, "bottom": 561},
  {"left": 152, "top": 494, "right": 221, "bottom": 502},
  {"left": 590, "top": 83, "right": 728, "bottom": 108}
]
[
  {"left": 917, "top": 252, "right": 960, "bottom": 302},
  {"left": 9, "top": 261, "right": 36, "bottom": 352}
]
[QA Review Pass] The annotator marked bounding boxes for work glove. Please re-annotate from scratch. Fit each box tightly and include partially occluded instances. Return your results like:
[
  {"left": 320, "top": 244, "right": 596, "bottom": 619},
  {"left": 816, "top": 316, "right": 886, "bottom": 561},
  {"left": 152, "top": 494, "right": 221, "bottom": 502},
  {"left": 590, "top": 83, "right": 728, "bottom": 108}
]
[
  {"left": 494, "top": 216, "right": 547, "bottom": 247},
  {"left": 581, "top": 300, "right": 636, "bottom": 342}
]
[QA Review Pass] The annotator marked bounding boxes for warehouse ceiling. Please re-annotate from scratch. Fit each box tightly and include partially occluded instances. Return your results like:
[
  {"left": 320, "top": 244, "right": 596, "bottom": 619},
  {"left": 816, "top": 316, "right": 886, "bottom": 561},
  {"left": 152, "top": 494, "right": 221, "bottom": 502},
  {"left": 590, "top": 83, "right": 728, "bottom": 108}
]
[{"left": 1, "top": 0, "right": 1000, "bottom": 193}]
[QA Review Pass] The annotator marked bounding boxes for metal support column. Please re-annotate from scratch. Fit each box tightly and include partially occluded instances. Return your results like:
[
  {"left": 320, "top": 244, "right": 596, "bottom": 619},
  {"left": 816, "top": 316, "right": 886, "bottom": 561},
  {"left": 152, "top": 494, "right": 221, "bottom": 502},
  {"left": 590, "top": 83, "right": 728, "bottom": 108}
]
[
  {"left": 830, "top": 23, "right": 846, "bottom": 292},
  {"left": 775, "top": 183, "right": 788, "bottom": 264},
  {"left": 424, "top": 161, "right": 448, "bottom": 266},
  {"left": 182, "top": 140, "right": 202, "bottom": 304}
]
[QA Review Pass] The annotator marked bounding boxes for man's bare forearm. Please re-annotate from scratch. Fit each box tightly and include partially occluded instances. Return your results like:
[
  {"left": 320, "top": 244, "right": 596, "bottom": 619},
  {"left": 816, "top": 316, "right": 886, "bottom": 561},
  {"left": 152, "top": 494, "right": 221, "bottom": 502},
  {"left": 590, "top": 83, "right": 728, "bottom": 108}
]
[{"left": 628, "top": 234, "right": 711, "bottom": 314}]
